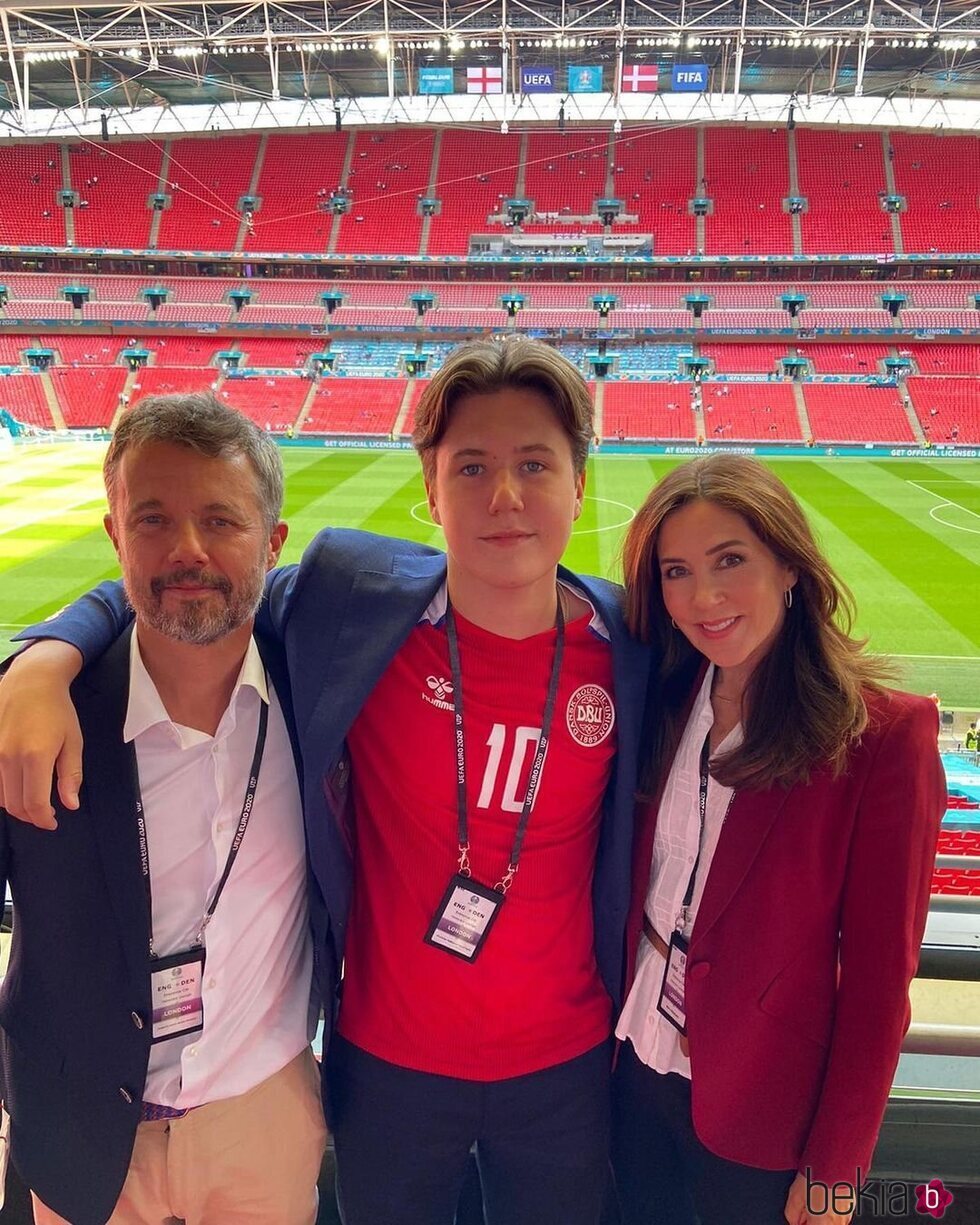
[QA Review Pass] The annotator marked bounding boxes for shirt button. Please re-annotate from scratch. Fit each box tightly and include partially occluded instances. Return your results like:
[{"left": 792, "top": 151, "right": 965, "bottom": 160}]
[
  {"left": 131, "top": 1011, "right": 144, "bottom": 1030},
  {"left": 119, "top": 1087, "right": 134, "bottom": 1104},
  {"left": 187, "top": 1047, "right": 197, "bottom": 1058},
  {"left": 208, "top": 978, "right": 217, "bottom": 989}
]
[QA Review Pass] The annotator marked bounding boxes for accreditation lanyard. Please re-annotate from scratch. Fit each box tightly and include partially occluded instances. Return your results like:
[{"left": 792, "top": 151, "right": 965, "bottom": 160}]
[
  {"left": 656, "top": 732, "right": 733, "bottom": 1042},
  {"left": 134, "top": 699, "right": 269, "bottom": 1043},
  {"left": 423, "top": 597, "right": 565, "bottom": 962}
]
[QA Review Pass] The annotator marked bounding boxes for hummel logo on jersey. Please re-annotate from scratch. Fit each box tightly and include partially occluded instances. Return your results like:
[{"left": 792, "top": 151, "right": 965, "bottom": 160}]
[{"left": 422, "top": 675, "right": 455, "bottom": 711}]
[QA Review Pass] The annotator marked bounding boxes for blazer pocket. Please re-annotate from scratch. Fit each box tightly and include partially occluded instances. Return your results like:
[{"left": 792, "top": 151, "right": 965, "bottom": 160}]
[{"left": 757, "top": 954, "right": 835, "bottom": 1051}]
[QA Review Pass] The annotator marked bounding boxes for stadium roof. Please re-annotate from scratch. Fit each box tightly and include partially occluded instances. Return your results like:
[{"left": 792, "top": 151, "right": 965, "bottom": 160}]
[{"left": 0, "top": 0, "right": 977, "bottom": 125}]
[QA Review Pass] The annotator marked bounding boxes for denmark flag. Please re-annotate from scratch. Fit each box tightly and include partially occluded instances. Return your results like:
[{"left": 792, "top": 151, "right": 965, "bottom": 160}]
[
  {"left": 620, "top": 63, "right": 659, "bottom": 92},
  {"left": 467, "top": 65, "right": 503, "bottom": 94}
]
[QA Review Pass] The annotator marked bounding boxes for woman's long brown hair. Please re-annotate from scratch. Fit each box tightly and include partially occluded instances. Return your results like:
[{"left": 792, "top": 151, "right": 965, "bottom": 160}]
[{"left": 623, "top": 454, "right": 891, "bottom": 795}]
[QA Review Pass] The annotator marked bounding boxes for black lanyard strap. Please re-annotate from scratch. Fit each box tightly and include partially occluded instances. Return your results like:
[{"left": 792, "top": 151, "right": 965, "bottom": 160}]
[
  {"left": 445, "top": 593, "right": 565, "bottom": 894},
  {"left": 135, "top": 698, "right": 269, "bottom": 957},
  {"left": 676, "top": 731, "right": 734, "bottom": 934}
]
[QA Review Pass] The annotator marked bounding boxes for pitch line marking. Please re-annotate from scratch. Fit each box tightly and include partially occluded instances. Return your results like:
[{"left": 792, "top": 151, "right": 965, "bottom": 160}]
[
  {"left": 409, "top": 496, "right": 636, "bottom": 537},
  {"left": 906, "top": 480, "right": 980, "bottom": 536}
]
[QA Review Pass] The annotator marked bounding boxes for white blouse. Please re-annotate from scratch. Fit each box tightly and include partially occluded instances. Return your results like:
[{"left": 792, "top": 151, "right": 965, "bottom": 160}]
[{"left": 615, "top": 665, "right": 741, "bottom": 1079}]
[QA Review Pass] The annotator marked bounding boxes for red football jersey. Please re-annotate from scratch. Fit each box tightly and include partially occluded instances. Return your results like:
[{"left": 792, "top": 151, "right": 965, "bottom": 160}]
[{"left": 338, "top": 602, "right": 617, "bottom": 1080}]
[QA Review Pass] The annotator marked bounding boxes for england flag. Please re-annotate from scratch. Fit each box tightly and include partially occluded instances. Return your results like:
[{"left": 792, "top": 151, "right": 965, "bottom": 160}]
[
  {"left": 620, "top": 63, "right": 659, "bottom": 92},
  {"left": 467, "top": 65, "right": 503, "bottom": 94}
]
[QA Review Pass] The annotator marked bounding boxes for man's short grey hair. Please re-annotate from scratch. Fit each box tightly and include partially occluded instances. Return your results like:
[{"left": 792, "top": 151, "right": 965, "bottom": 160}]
[{"left": 103, "top": 392, "right": 284, "bottom": 530}]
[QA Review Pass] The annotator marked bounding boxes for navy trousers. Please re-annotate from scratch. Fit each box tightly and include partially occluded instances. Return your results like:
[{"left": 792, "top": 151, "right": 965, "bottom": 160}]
[
  {"left": 327, "top": 1034, "right": 612, "bottom": 1225},
  {"left": 611, "top": 1041, "right": 796, "bottom": 1225}
]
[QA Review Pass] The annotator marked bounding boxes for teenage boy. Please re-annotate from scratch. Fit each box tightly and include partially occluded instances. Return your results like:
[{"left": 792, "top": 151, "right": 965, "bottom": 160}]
[{"left": 0, "top": 339, "right": 649, "bottom": 1225}]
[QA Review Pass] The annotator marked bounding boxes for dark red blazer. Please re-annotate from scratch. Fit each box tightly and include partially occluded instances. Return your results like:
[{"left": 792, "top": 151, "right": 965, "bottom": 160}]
[{"left": 624, "top": 683, "right": 946, "bottom": 1188}]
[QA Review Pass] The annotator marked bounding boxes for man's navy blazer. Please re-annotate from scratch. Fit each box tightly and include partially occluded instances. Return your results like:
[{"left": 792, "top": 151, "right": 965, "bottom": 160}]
[
  {"left": 0, "top": 625, "right": 299, "bottom": 1225},
  {"left": 17, "top": 528, "right": 651, "bottom": 1107}
]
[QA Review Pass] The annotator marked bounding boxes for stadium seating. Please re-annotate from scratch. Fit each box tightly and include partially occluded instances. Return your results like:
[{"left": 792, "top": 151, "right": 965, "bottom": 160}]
[
  {"left": 802, "top": 384, "right": 916, "bottom": 444},
  {"left": 0, "top": 337, "right": 29, "bottom": 365},
  {"left": 907, "top": 377, "right": 980, "bottom": 444},
  {"left": 219, "top": 376, "right": 311, "bottom": 430},
  {"left": 333, "top": 131, "right": 434, "bottom": 256},
  {"left": 523, "top": 133, "right": 608, "bottom": 225},
  {"left": 615, "top": 344, "right": 693, "bottom": 376},
  {"left": 303, "top": 377, "right": 406, "bottom": 434},
  {"left": 609, "top": 127, "right": 698, "bottom": 256},
  {"left": 0, "top": 374, "right": 56, "bottom": 429},
  {"left": 236, "top": 338, "right": 325, "bottom": 368},
  {"left": 796, "top": 344, "right": 893, "bottom": 375},
  {"left": 796, "top": 129, "right": 893, "bottom": 256},
  {"left": 602, "top": 383, "right": 697, "bottom": 440},
  {"left": 36, "top": 336, "right": 126, "bottom": 366},
  {"left": 890, "top": 133, "right": 980, "bottom": 254},
  {"left": 426, "top": 131, "right": 521, "bottom": 256},
  {"left": 703, "top": 128, "right": 793, "bottom": 255},
  {"left": 246, "top": 132, "right": 350, "bottom": 254},
  {"left": 157, "top": 135, "right": 259, "bottom": 252},
  {"left": 699, "top": 344, "right": 792, "bottom": 375},
  {"left": 140, "top": 338, "right": 227, "bottom": 368},
  {"left": 49, "top": 367, "right": 128, "bottom": 428},
  {"left": 129, "top": 368, "right": 222, "bottom": 398},
  {"left": 3, "top": 301, "right": 75, "bottom": 322},
  {"left": 909, "top": 344, "right": 979, "bottom": 376},
  {"left": 0, "top": 143, "right": 67, "bottom": 247},
  {"left": 330, "top": 341, "right": 406, "bottom": 376},
  {"left": 701, "top": 383, "right": 803, "bottom": 441},
  {"left": 69, "top": 141, "right": 162, "bottom": 249}
]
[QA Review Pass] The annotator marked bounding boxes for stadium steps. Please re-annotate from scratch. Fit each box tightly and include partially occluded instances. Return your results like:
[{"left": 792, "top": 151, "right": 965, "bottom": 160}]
[
  {"left": 515, "top": 133, "right": 529, "bottom": 197},
  {"left": 391, "top": 379, "right": 417, "bottom": 438},
  {"left": 418, "top": 130, "right": 443, "bottom": 257},
  {"left": 786, "top": 129, "right": 803, "bottom": 257},
  {"left": 327, "top": 133, "right": 356, "bottom": 255},
  {"left": 148, "top": 143, "right": 171, "bottom": 249},
  {"left": 881, "top": 131, "right": 905, "bottom": 256},
  {"left": 236, "top": 133, "right": 268, "bottom": 252},
  {"left": 603, "top": 130, "right": 616, "bottom": 197},
  {"left": 899, "top": 388, "right": 927, "bottom": 445},
  {"left": 37, "top": 371, "right": 66, "bottom": 431},
  {"left": 591, "top": 379, "right": 604, "bottom": 439},
  {"left": 695, "top": 127, "right": 706, "bottom": 254},
  {"left": 60, "top": 145, "right": 75, "bottom": 247},
  {"left": 292, "top": 379, "right": 320, "bottom": 434},
  {"left": 692, "top": 388, "right": 706, "bottom": 441},
  {"left": 109, "top": 369, "right": 142, "bottom": 431},
  {"left": 792, "top": 382, "right": 812, "bottom": 440}
]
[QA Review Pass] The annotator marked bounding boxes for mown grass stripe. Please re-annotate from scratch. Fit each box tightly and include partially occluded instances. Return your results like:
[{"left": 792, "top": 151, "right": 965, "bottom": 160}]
[{"left": 788, "top": 462, "right": 978, "bottom": 647}]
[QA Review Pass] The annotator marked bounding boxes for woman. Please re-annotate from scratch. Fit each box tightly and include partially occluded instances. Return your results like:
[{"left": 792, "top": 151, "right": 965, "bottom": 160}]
[{"left": 612, "top": 454, "right": 945, "bottom": 1225}]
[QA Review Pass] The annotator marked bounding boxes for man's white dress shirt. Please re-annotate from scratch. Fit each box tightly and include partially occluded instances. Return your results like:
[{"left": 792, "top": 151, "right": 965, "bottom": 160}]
[{"left": 125, "top": 630, "right": 313, "bottom": 1109}]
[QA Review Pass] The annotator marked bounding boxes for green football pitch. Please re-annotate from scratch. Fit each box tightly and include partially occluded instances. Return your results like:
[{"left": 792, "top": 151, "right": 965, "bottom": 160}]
[{"left": 1, "top": 442, "right": 978, "bottom": 705}]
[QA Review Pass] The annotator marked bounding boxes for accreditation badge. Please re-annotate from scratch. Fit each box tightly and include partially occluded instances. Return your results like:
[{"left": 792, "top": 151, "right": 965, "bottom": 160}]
[
  {"left": 424, "top": 874, "right": 505, "bottom": 962},
  {"left": 149, "top": 947, "right": 206, "bottom": 1044},
  {"left": 655, "top": 931, "right": 689, "bottom": 1036}
]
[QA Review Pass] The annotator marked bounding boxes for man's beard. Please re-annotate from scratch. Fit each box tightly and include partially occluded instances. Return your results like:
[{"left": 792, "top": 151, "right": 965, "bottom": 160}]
[{"left": 127, "top": 565, "right": 265, "bottom": 645}]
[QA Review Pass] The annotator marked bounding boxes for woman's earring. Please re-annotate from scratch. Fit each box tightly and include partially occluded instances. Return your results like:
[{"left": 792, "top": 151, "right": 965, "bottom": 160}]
[
  {"left": 671, "top": 617, "right": 679, "bottom": 629},
  {"left": 784, "top": 587, "right": 794, "bottom": 609}
]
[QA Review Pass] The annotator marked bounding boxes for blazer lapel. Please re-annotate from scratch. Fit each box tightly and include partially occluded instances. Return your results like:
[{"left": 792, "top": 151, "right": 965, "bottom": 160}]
[
  {"left": 691, "top": 785, "right": 790, "bottom": 947},
  {"left": 303, "top": 553, "right": 447, "bottom": 759},
  {"left": 76, "top": 627, "right": 151, "bottom": 987}
]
